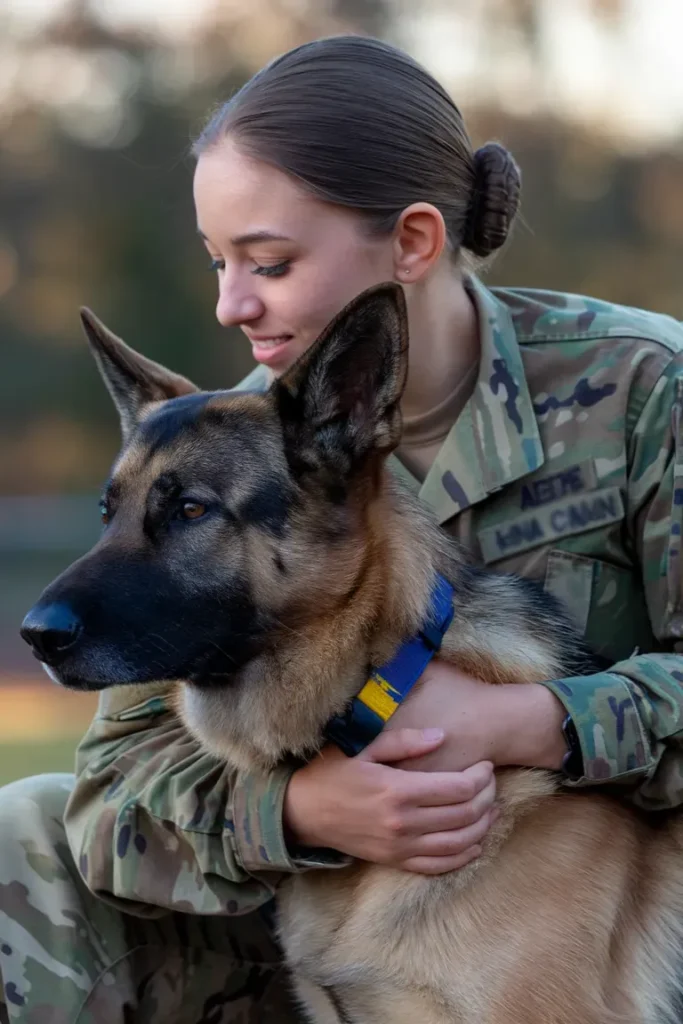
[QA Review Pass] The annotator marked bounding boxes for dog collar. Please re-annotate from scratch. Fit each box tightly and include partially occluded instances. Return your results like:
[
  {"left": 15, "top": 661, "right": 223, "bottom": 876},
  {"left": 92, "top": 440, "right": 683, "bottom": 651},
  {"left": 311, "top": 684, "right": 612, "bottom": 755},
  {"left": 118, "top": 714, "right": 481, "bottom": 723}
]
[{"left": 325, "top": 573, "right": 455, "bottom": 757}]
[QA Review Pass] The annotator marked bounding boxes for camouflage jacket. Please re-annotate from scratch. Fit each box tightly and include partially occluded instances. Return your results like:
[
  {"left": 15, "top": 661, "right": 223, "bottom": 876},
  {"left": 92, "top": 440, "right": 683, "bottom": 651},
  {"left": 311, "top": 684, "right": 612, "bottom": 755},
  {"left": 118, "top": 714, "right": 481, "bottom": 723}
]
[{"left": 64, "top": 275, "right": 683, "bottom": 916}]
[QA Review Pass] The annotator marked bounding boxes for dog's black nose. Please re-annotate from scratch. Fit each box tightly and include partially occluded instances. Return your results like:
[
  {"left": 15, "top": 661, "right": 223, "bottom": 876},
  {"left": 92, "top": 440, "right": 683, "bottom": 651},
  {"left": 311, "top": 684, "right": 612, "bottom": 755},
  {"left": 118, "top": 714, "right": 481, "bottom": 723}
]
[{"left": 20, "top": 603, "right": 83, "bottom": 664}]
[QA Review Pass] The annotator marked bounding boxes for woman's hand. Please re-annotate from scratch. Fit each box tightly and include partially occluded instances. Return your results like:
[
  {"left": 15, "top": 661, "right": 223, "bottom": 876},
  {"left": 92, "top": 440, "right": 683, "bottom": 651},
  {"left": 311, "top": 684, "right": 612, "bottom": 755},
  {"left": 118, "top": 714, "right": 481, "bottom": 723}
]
[{"left": 283, "top": 728, "right": 497, "bottom": 875}]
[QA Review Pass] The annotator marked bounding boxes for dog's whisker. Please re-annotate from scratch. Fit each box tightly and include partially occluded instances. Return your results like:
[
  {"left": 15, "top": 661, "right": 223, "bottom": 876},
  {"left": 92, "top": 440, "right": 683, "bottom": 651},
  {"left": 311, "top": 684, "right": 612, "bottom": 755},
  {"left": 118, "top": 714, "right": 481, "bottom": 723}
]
[{"left": 145, "top": 632, "right": 181, "bottom": 655}]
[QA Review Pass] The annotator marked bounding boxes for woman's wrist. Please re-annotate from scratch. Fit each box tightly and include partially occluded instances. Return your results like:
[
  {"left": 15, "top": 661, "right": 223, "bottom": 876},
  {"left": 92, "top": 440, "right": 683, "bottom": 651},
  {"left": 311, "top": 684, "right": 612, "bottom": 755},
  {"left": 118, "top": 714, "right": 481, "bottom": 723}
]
[
  {"left": 493, "top": 683, "right": 569, "bottom": 770},
  {"left": 283, "top": 763, "right": 325, "bottom": 848}
]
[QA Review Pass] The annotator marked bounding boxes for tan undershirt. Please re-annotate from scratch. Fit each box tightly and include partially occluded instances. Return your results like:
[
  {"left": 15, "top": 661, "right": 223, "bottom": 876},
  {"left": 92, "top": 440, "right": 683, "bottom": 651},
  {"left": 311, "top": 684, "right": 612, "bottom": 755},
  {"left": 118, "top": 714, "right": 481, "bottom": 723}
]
[{"left": 397, "top": 362, "right": 479, "bottom": 483}]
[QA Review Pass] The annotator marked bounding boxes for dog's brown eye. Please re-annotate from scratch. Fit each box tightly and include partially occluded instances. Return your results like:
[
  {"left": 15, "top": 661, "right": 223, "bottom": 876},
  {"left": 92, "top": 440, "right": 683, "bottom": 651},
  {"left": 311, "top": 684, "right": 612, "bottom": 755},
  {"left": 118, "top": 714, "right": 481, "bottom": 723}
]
[
  {"left": 181, "top": 501, "right": 207, "bottom": 521},
  {"left": 99, "top": 503, "right": 110, "bottom": 526}
]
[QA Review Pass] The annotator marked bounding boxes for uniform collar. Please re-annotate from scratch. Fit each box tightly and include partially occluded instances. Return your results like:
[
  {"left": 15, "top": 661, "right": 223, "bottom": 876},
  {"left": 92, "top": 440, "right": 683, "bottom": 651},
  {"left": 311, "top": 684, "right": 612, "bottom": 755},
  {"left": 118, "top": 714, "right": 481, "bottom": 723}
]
[
  {"left": 232, "top": 363, "right": 273, "bottom": 392},
  {"left": 391, "top": 275, "right": 545, "bottom": 524}
]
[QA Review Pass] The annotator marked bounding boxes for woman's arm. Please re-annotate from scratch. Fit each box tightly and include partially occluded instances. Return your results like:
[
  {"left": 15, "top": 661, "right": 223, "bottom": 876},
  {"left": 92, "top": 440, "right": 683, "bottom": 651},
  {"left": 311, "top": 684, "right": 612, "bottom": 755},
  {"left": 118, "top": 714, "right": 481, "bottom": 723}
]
[
  {"left": 539, "top": 355, "right": 683, "bottom": 808},
  {"left": 64, "top": 683, "right": 497, "bottom": 913},
  {"left": 64, "top": 681, "right": 314, "bottom": 916}
]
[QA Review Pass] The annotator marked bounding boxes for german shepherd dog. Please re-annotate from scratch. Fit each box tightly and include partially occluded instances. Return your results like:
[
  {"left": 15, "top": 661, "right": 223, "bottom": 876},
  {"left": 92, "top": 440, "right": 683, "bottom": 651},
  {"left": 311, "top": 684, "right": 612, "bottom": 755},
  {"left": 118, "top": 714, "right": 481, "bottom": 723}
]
[{"left": 21, "top": 284, "right": 683, "bottom": 1024}]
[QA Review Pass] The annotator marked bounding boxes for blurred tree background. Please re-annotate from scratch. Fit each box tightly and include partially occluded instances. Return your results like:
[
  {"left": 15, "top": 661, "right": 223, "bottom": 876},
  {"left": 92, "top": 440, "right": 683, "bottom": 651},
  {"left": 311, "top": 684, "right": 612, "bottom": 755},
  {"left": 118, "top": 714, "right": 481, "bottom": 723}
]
[{"left": 1, "top": 0, "right": 682, "bottom": 779}]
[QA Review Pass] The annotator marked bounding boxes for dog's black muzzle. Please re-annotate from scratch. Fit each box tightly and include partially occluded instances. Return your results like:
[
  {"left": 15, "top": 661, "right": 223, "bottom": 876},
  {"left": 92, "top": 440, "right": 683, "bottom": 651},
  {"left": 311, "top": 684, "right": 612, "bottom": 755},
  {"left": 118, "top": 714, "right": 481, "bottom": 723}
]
[
  {"left": 20, "top": 551, "right": 264, "bottom": 691},
  {"left": 21, "top": 602, "right": 83, "bottom": 666}
]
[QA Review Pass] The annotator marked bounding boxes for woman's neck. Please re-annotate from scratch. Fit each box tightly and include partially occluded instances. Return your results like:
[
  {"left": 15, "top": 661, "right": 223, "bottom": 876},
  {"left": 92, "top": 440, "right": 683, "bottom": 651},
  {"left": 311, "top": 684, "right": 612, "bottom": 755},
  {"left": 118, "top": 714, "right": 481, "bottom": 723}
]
[{"left": 400, "top": 266, "right": 480, "bottom": 421}]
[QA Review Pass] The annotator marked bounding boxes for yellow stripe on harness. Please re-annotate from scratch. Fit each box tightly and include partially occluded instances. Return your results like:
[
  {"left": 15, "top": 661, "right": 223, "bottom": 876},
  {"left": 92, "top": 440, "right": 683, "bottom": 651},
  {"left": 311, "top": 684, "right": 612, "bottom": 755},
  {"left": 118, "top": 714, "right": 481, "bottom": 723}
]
[{"left": 357, "top": 672, "right": 401, "bottom": 722}]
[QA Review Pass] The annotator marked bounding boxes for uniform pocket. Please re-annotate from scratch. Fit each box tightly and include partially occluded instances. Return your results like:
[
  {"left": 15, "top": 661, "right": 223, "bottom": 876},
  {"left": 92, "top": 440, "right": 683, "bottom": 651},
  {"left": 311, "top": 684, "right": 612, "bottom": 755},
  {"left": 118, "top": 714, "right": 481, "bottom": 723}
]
[
  {"left": 543, "top": 549, "right": 596, "bottom": 635},
  {"left": 544, "top": 549, "right": 655, "bottom": 660}
]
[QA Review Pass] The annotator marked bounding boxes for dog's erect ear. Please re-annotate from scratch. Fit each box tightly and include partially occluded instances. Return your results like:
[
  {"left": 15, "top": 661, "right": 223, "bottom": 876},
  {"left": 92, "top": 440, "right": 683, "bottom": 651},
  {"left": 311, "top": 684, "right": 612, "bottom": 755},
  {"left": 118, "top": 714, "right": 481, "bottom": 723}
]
[
  {"left": 273, "top": 283, "right": 409, "bottom": 479},
  {"left": 80, "top": 308, "right": 199, "bottom": 443}
]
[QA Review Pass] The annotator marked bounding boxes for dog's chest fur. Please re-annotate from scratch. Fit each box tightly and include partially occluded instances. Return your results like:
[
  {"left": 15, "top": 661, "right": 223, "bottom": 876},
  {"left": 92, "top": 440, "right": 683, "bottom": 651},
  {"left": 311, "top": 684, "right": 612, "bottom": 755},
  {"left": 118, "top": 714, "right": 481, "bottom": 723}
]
[{"left": 276, "top": 771, "right": 560, "bottom": 1024}]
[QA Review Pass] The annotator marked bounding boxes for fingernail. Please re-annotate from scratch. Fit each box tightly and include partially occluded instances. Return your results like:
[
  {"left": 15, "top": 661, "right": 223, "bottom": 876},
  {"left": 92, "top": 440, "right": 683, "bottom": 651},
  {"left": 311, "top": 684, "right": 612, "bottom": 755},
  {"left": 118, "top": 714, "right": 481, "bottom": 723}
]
[{"left": 422, "top": 728, "right": 444, "bottom": 742}]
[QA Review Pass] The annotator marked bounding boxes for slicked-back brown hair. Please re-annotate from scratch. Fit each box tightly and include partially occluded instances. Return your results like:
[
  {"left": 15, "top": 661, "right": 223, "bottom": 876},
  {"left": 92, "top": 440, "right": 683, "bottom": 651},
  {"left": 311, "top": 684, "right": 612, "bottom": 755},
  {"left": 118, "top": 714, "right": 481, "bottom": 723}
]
[{"left": 192, "top": 35, "right": 521, "bottom": 259}]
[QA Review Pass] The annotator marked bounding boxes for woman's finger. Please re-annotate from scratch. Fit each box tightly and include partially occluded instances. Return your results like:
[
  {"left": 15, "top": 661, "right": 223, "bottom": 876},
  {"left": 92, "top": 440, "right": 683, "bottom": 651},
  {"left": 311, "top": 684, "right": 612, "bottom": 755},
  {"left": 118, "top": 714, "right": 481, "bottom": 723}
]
[
  {"left": 405, "top": 776, "right": 497, "bottom": 835},
  {"left": 400, "top": 845, "right": 483, "bottom": 876},
  {"left": 358, "top": 727, "right": 445, "bottom": 764},
  {"left": 403, "top": 807, "right": 498, "bottom": 860}
]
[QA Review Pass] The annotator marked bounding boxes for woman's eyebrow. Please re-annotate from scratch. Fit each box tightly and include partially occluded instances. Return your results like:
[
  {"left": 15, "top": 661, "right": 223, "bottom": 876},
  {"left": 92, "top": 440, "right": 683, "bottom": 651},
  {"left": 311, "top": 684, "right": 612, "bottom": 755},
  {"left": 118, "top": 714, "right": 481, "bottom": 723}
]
[{"left": 196, "top": 227, "right": 293, "bottom": 245}]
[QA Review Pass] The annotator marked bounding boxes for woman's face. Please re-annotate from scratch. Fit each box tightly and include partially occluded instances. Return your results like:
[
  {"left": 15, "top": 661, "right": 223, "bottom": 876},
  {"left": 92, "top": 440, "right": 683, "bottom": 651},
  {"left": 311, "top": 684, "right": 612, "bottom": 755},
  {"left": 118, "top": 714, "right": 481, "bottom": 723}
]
[{"left": 193, "top": 137, "right": 398, "bottom": 376}]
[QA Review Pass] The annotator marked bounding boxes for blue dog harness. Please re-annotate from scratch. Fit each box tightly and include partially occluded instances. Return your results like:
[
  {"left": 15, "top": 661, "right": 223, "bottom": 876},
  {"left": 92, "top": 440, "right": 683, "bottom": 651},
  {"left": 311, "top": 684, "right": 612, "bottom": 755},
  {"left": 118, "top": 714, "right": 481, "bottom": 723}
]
[{"left": 325, "top": 573, "right": 456, "bottom": 757}]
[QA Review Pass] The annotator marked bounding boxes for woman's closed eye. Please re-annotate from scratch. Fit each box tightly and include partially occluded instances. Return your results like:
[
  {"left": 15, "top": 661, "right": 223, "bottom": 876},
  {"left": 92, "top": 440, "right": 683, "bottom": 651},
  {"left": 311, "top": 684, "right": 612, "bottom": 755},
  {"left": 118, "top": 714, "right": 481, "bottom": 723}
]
[
  {"left": 251, "top": 260, "right": 291, "bottom": 278},
  {"left": 207, "top": 257, "right": 291, "bottom": 278}
]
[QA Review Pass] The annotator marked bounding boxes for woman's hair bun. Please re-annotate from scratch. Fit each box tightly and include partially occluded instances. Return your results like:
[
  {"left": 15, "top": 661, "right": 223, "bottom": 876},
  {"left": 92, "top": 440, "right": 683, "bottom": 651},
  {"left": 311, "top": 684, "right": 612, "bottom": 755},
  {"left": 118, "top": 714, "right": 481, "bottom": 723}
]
[{"left": 462, "top": 142, "right": 521, "bottom": 257}]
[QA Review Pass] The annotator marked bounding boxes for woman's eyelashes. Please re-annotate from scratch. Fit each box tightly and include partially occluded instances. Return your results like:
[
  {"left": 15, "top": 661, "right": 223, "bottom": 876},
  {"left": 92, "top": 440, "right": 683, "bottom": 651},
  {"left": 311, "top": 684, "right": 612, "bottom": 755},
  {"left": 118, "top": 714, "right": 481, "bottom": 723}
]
[{"left": 207, "top": 257, "right": 291, "bottom": 277}]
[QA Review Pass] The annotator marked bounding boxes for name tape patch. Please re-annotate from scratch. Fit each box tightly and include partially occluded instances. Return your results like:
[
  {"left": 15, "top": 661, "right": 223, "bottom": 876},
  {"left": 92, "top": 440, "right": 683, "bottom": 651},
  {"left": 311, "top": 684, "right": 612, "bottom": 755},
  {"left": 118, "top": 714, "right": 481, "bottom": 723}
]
[{"left": 478, "top": 485, "right": 624, "bottom": 563}]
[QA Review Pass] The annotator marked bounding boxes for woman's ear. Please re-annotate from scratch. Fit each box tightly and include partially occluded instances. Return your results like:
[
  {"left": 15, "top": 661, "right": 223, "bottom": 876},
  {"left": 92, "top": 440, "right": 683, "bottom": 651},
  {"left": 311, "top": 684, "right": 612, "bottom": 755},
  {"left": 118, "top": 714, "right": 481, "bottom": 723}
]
[{"left": 392, "top": 202, "right": 447, "bottom": 282}]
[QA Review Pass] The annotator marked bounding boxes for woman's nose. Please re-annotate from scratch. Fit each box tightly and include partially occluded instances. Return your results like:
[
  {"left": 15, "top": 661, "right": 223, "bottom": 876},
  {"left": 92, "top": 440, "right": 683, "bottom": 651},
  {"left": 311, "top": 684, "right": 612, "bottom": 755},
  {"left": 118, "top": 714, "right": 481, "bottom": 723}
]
[{"left": 215, "top": 275, "right": 265, "bottom": 328}]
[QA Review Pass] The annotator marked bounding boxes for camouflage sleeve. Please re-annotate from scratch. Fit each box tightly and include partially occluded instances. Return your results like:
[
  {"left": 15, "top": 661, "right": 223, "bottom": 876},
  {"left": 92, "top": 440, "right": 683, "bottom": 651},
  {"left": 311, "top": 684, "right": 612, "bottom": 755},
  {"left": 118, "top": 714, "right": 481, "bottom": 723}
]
[
  {"left": 542, "top": 352, "right": 683, "bottom": 809},
  {"left": 64, "top": 682, "right": 346, "bottom": 916}
]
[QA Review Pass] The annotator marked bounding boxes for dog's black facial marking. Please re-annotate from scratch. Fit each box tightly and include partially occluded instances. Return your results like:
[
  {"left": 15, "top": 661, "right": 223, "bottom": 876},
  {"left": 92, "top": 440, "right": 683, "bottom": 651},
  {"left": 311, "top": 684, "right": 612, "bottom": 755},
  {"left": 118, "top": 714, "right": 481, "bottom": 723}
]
[
  {"left": 142, "top": 472, "right": 184, "bottom": 540},
  {"left": 238, "top": 479, "right": 292, "bottom": 537},
  {"left": 140, "top": 392, "right": 215, "bottom": 455},
  {"left": 154, "top": 472, "right": 180, "bottom": 495}
]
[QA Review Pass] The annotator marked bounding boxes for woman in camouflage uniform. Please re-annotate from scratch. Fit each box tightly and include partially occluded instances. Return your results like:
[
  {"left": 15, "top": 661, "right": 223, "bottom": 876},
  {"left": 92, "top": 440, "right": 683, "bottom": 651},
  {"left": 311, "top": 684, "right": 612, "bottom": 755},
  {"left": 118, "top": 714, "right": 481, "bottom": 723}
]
[{"left": 3, "top": 35, "right": 683, "bottom": 1024}]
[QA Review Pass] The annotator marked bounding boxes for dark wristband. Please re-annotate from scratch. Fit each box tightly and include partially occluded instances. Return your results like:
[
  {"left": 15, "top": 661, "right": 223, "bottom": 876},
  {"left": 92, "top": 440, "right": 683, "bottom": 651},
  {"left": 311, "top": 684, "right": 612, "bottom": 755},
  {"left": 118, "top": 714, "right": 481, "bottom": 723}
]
[{"left": 561, "top": 713, "right": 584, "bottom": 781}]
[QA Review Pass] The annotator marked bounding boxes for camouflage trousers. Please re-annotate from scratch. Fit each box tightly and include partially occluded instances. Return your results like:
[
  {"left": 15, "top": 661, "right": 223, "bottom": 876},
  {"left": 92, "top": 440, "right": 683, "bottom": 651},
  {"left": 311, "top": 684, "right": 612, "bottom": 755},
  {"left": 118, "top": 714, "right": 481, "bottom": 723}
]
[{"left": 0, "top": 774, "right": 304, "bottom": 1024}]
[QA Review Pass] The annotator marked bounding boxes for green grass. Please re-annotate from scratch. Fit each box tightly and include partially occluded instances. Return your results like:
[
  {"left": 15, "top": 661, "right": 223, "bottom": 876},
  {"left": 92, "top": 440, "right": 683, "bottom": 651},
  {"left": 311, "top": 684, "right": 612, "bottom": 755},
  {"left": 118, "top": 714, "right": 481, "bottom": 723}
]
[{"left": 0, "top": 737, "right": 78, "bottom": 787}]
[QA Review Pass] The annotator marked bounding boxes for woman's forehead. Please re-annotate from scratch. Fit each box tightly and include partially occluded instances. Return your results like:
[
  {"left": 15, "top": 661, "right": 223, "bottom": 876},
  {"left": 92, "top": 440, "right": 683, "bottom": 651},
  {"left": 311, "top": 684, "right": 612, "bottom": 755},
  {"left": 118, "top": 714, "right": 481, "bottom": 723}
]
[
  {"left": 193, "top": 137, "right": 363, "bottom": 246},
  {"left": 195, "top": 141, "right": 311, "bottom": 230}
]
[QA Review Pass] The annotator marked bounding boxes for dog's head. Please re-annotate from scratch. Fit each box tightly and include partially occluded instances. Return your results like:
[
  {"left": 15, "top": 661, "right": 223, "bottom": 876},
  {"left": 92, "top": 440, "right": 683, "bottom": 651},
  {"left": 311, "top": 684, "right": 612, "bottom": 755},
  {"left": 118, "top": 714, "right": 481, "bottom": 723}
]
[{"left": 20, "top": 283, "right": 409, "bottom": 692}]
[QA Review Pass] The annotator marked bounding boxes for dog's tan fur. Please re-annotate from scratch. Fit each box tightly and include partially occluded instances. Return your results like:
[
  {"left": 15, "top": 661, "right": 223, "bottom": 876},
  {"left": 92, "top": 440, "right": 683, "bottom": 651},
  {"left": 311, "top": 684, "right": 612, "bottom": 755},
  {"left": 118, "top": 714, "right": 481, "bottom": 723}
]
[{"left": 28, "top": 286, "right": 683, "bottom": 1024}]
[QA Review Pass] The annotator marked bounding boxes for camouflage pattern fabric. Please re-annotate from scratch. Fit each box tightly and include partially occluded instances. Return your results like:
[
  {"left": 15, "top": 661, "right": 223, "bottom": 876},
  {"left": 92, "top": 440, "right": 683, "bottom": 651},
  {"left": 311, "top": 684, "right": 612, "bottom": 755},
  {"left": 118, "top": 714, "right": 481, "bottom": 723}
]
[
  {"left": 0, "top": 774, "right": 303, "bottom": 1022},
  {"left": 433, "top": 276, "right": 683, "bottom": 810}
]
